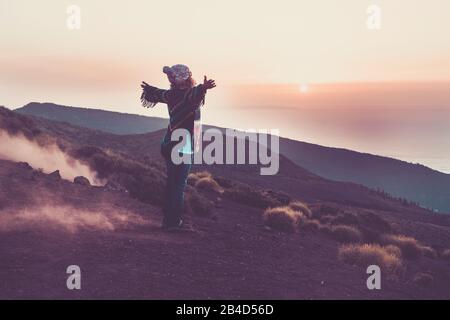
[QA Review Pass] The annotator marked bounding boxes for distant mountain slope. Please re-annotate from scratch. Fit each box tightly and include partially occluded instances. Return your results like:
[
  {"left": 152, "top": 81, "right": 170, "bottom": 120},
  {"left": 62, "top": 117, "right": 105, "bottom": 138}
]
[
  {"left": 12, "top": 102, "right": 450, "bottom": 213},
  {"left": 15, "top": 102, "right": 168, "bottom": 135},
  {"left": 279, "top": 138, "right": 450, "bottom": 213}
]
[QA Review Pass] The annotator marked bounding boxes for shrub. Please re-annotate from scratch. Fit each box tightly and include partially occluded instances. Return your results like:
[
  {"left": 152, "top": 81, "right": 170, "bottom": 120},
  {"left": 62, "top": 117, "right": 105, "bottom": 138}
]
[
  {"left": 384, "top": 245, "right": 402, "bottom": 258},
  {"left": 338, "top": 244, "right": 403, "bottom": 274},
  {"left": 358, "top": 211, "right": 392, "bottom": 234},
  {"left": 224, "top": 183, "right": 281, "bottom": 209},
  {"left": 319, "top": 215, "right": 335, "bottom": 225},
  {"left": 74, "top": 176, "right": 91, "bottom": 186},
  {"left": 318, "top": 223, "right": 333, "bottom": 235},
  {"left": 358, "top": 226, "right": 382, "bottom": 243},
  {"left": 194, "top": 171, "right": 212, "bottom": 179},
  {"left": 332, "top": 213, "right": 359, "bottom": 226},
  {"left": 298, "top": 218, "right": 321, "bottom": 232},
  {"left": 265, "top": 190, "right": 291, "bottom": 206},
  {"left": 263, "top": 206, "right": 302, "bottom": 233},
  {"left": 421, "top": 246, "right": 437, "bottom": 259},
  {"left": 289, "top": 201, "right": 312, "bottom": 218},
  {"left": 390, "top": 223, "right": 401, "bottom": 233},
  {"left": 340, "top": 210, "right": 392, "bottom": 243},
  {"left": 413, "top": 272, "right": 433, "bottom": 287},
  {"left": 187, "top": 173, "right": 199, "bottom": 186},
  {"left": 184, "top": 186, "right": 214, "bottom": 217},
  {"left": 381, "top": 235, "right": 423, "bottom": 260},
  {"left": 441, "top": 249, "right": 450, "bottom": 261},
  {"left": 0, "top": 106, "right": 42, "bottom": 139},
  {"left": 330, "top": 225, "right": 363, "bottom": 243},
  {"left": 318, "top": 205, "right": 341, "bottom": 217},
  {"left": 195, "top": 177, "right": 224, "bottom": 193},
  {"left": 214, "top": 176, "right": 234, "bottom": 189},
  {"left": 112, "top": 170, "right": 165, "bottom": 205},
  {"left": 72, "top": 146, "right": 166, "bottom": 205}
]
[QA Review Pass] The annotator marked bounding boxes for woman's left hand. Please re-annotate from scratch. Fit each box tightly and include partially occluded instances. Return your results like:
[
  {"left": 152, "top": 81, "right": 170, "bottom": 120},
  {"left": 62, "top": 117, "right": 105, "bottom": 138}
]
[{"left": 203, "top": 76, "right": 216, "bottom": 90}]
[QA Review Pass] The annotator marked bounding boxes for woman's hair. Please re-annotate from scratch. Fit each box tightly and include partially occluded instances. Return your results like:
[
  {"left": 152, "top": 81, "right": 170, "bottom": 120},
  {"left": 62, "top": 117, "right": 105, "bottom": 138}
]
[{"left": 170, "top": 77, "right": 196, "bottom": 90}]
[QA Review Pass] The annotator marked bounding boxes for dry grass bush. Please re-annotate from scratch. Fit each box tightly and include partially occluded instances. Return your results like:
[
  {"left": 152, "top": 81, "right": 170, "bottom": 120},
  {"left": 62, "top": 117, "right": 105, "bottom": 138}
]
[
  {"left": 413, "top": 272, "right": 434, "bottom": 287},
  {"left": 194, "top": 171, "right": 212, "bottom": 179},
  {"left": 318, "top": 215, "right": 335, "bottom": 225},
  {"left": 384, "top": 245, "right": 402, "bottom": 258},
  {"left": 338, "top": 243, "right": 403, "bottom": 274},
  {"left": 263, "top": 206, "right": 303, "bottom": 233},
  {"left": 264, "top": 190, "right": 291, "bottom": 206},
  {"left": 0, "top": 106, "right": 43, "bottom": 140},
  {"left": 298, "top": 218, "right": 322, "bottom": 232},
  {"left": 358, "top": 211, "right": 392, "bottom": 234},
  {"left": 184, "top": 186, "right": 214, "bottom": 217},
  {"left": 381, "top": 234, "right": 423, "bottom": 260},
  {"left": 195, "top": 177, "right": 224, "bottom": 194},
  {"left": 289, "top": 201, "right": 312, "bottom": 218},
  {"left": 357, "top": 211, "right": 392, "bottom": 242},
  {"left": 312, "top": 204, "right": 341, "bottom": 220},
  {"left": 318, "top": 223, "right": 333, "bottom": 235},
  {"left": 263, "top": 202, "right": 321, "bottom": 233},
  {"left": 330, "top": 225, "right": 363, "bottom": 243},
  {"left": 440, "top": 249, "right": 450, "bottom": 261},
  {"left": 224, "top": 182, "right": 288, "bottom": 209},
  {"left": 330, "top": 212, "right": 359, "bottom": 226},
  {"left": 318, "top": 209, "right": 392, "bottom": 243},
  {"left": 213, "top": 176, "right": 234, "bottom": 189},
  {"left": 187, "top": 171, "right": 214, "bottom": 187},
  {"left": 187, "top": 173, "right": 199, "bottom": 186},
  {"left": 73, "top": 146, "right": 165, "bottom": 205},
  {"left": 390, "top": 222, "right": 401, "bottom": 233},
  {"left": 421, "top": 246, "right": 437, "bottom": 259}
]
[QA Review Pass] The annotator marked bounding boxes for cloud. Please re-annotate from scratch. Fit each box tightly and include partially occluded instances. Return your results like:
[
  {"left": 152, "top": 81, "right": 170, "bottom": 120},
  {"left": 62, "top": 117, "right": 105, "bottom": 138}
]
[
  {"left": 0, "top": 130, "right": 104, "bottom": 185},
  {"left": 0, "top": 56, "right": 141, "bottom": 89}
]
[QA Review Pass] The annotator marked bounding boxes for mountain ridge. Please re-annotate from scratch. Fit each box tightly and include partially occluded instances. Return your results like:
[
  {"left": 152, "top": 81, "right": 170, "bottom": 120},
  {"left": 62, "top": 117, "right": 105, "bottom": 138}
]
[{"left": 16, "top": 102, "right": 168, "bottom": 135}]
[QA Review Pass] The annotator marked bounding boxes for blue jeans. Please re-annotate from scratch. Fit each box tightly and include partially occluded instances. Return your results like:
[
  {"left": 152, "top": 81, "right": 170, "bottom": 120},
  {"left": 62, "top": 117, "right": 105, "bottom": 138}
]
[{"left": 162, "top": 156, "right": 192, "bottom": 227}]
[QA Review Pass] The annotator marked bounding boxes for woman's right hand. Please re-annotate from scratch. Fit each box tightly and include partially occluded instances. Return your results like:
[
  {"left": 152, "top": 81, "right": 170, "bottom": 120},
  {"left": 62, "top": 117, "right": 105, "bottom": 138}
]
[{"left": 141, "top": 81, "right": 150, "bottom": 90}]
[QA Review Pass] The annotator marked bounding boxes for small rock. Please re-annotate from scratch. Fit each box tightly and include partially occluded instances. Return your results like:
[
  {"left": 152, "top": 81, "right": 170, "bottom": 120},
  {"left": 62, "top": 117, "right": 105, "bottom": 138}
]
[
  {"left": 48, "top": 170, "right": 61, "bottom": 180},
  {"left": 413, "top": 272, "right": 433, "bottom": 287},
  {"left": 104, "top": 180, "right": 127, "bottom": 193},
  {"left": 17, "top": 162, "right": 33, "bottom": 171},
  {"left": 30, "top": 171, "right": 40, "bottom": 181},
  {"left": 74, "top": 176, "right": 91, "bottom": 186}
]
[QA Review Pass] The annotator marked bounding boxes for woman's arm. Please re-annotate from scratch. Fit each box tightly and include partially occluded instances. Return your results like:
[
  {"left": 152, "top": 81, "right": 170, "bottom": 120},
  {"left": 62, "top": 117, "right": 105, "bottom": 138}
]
[
  {"left": 186, "top": 76, "right": 216, "bottom": 106},
  {"left": 140, "top": 81, "right": 169, "bottom": 108}
]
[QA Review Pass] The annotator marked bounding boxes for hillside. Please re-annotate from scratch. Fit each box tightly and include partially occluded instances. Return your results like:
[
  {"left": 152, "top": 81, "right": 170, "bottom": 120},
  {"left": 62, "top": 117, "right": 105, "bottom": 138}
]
[
  {"left": 14, "top": 102, "right": 450, "bottom": 213},
  {"left": 1, "top": 106, "right": 450, "bottom": 299},
  {"left": 15, "top": 102, "right": 168, "bottom": 135},
  {"left": 279, "top": 138, "right": 450, "bottom": 214}
]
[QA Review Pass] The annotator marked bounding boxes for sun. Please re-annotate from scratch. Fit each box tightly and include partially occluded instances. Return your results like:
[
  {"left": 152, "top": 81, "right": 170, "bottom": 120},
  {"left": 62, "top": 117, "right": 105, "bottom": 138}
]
[{"left": 299, "top": 84, "right": 309, "bottom": 94}]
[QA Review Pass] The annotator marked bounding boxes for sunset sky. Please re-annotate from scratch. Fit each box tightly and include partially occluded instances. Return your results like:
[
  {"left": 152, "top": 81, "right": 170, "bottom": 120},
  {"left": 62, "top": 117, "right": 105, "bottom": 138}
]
[{"left": 1, "top": 0, "right": 450, "bottom": 172}]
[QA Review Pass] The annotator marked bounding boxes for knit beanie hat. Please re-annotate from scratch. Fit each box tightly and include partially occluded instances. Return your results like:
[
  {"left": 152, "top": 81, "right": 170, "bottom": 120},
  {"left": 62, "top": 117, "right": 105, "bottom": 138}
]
[{"left": 163, "top": 64, "right": 192, "bottom": 87}]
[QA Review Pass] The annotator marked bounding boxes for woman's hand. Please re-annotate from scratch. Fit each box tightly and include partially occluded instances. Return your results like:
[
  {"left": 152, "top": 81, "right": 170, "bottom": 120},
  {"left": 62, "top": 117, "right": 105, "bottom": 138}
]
[
  {"left": 141, "top": 81, "right": 150, "bottom": 90},
  {"left": 203, "top": 76, "right": 216, "bottom": 90}
]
